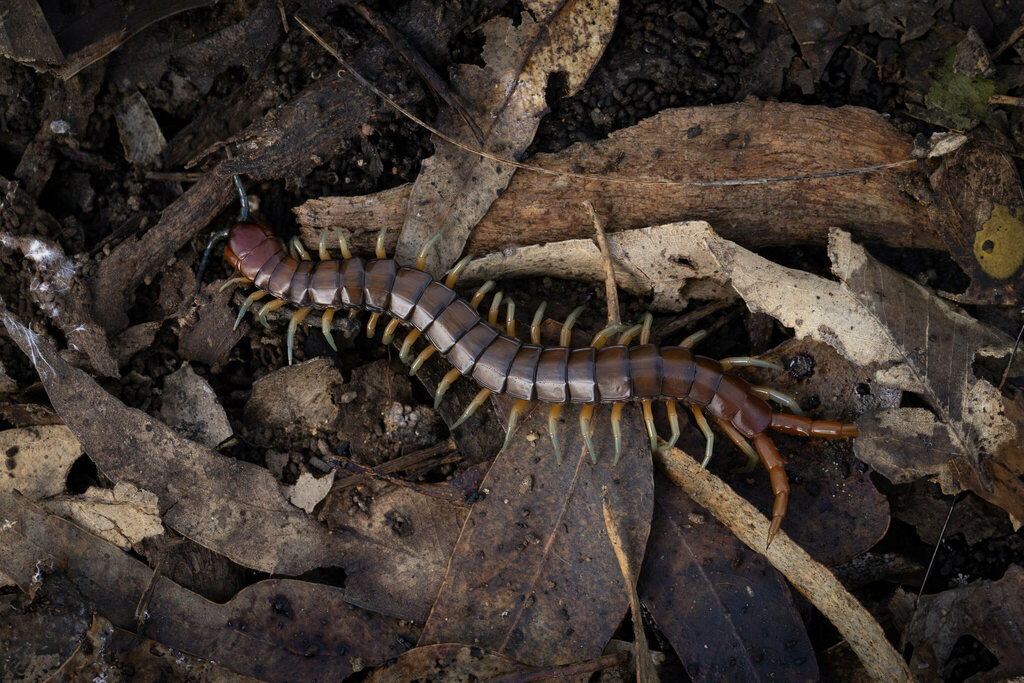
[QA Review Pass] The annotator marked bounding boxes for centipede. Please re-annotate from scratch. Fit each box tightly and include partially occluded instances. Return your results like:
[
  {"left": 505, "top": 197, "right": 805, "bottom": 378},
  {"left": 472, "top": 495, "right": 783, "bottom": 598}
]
[{"left": 199, "top": 177, "right": 858, "bottom": 547}]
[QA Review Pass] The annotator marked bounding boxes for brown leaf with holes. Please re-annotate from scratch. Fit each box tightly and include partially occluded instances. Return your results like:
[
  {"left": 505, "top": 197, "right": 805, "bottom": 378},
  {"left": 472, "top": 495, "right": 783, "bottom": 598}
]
[
  {"left": 419, "top": 401, "right": 653, "bottom": 666},
  {"left": 0, "top": 491, "right": 418, "bottom": 681},
  {"left": 393, "top": 0, "right": 618, "bottom": 276}
]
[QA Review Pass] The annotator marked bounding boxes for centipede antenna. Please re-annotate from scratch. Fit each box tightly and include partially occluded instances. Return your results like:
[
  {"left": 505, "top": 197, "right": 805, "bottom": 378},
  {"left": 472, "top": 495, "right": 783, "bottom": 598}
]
[
  {"left": 659, "top": 401, "right": 680, "bottom": 453},
  {"left": 591, "top": 324, "right": 626, "bottom": 350},
  {"left": 400, "top": 329, "right": 421, "bottom": 363},
  {"left": 444, "top": 255, "right": 475, "bottom": 287},
  {"left": 434, "top": 368, "right": 462, "bottom": 408},
  {"left": 470, "top": 280, "right": 495, "bottom": 309},
  {"left": 286, "top": 307, "right": 313, "bottom": 364},
  {"left": 502, "top": 399, "right": 530, "bottom": 450},
  {"left": 290, "top": 236, "right": 311, "bottom": 261},
  {"left": 375, "top": 225, "right": 388, "bottom": 259},
  {"left": 547, "top": 403, "right": 563, "bottom": 464},
  {"left": 711, "top": 415, "right": 759, "bottom": 471},
  {"left": 560, "top": 306, "right": 585, "bottom": 347},
  {"left": 451, "top": 388, "right": 492, "bottom": 429},
  {"left": 335, "top": 229, "right": 353, "bottom": 260},
  {"left": 234, "top": 290, "right": 266, "bottom": 330},
  {"left": 680, "top": 329, "right": 707, "bottom": 349},
  {"left": 639, "top": 312, "right": 653, "bottom": 345},
  {"left": 219, "top": 277, "right": 249, "bottom": 292},
  {"left": 232, "top": 174, "right": 249, "bottom": 222},
  {"left": 530, "top": 301, "right": 547, "bottom": 344},
  {"left": 720, "top": 357, "right": 783, "bottom": 372},
  {"left": 416, "top": 233, "right": 443, "bottom": 270},
  {"left": 381, "top": 317, "right": 401, "bottom": 345},
  {"left": 487, "top": 291, "right": 503, "bottom": 326},
  {"left": 257, "top": 298, "right": 287, "bottom": 328},
  {"left": 409, "top": 345, "right": 436, "bottom": 375},
  {"left": 579, "top": 404, "right": 596, "bottom": 463},
  {"left": 321, "top": 309, "right": 337, "bottom": 351},
  {"left": 366, "top": 312, "right": 381, "bottom": 337},
  {"left": 751, "top": 386, "right": 804, "bottom": 416},
  {"left": 641, "top": 399, "right": 657, "bottom": 452},
  {"left": 688, "top": 405, "right": 715, "bottom": 468},
  {"left": 505, "top": 300, "right": 516, "bottom": 337},
  {"left": 610, "top": 403, "right": 624, "bottom": 464},
  {"left": 318, "top": 230, "right": 331, "bottom": 260},
  {"left": 617, "top": 323, "right": 642, "bottom": 346},
  {"left": 194, "top": 227, "right": 230, "bottom": 298}
]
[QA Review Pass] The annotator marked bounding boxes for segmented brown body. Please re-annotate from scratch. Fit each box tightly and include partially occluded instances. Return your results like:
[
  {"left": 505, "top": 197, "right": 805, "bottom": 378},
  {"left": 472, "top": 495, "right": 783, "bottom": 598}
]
[{"left": 224, "top": 221, "right": 857, "bottom": 543}]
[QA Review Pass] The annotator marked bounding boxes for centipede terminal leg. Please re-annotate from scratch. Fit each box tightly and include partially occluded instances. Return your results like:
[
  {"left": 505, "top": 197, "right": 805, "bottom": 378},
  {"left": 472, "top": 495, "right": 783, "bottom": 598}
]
[{"left": 753, "top": 432, "right": 790, "bottom": 548}]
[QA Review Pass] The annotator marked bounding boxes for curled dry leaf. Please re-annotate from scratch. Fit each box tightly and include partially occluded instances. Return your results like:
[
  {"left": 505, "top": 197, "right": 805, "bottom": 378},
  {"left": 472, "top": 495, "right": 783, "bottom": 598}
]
[
  {"left": 0, "top": 491, "right": 418, "bottom": 681},
  {"left": 0, "top": 424, "right": 82, "bottom": 499},
  {"left": 1, "top": 307, "right": 446, "bottom": 621},
  {"left": 419, "top": 402, "right": 653, "bottom": 667},
  {"left": 892, "top": 565, "right": 1024, "bottom": 680},
  {"left": 42, "top": 481, "right": 163, "bottom": 550},
  {"left": 393, "top": 0, "right": 619, "bottom": 276}
]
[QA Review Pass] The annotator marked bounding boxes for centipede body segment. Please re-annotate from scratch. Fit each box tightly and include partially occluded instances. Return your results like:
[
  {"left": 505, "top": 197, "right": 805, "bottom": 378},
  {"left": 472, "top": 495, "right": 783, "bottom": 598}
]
[{"left": 218, "top": 219, "right": 858, "bottom": 546}]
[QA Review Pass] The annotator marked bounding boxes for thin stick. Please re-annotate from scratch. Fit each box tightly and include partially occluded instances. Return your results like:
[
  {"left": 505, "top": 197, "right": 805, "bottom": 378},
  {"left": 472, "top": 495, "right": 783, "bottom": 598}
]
[
  {"left": 998, "top": 315, "right": 1023, "bottom": 392},
  {"left": 585, "top": 201, "right": 621, "bottom": 326},
  {"left": 653, "top": 446, "right": 913, "bottom": 683},
  {"left": 294, "top": 16, "right": 916, "bottom": 189}
]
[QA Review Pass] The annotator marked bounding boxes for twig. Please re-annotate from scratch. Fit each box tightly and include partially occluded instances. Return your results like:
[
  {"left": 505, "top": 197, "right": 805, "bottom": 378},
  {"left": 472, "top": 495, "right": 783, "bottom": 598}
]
[
  {"left": 584, "top": 201, "right": 621, "bottom": 326},
  {"left": 993, "top": 17, "right": 1024, "bottom": 58},
  {"left": 329, "top": 439, "right": 456, "bottom": 491},
  {"left": 998, "top": 314, "right": 1024, "bottom": 392},
  {"left": 653, "top": 446, "right": 913, "bottom": 683}
]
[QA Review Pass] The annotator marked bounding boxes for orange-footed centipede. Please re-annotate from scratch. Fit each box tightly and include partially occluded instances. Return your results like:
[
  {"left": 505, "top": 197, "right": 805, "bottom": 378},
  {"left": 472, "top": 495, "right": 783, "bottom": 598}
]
[{"left": 199, "top": 177, "right": 858, "bottom": 546}]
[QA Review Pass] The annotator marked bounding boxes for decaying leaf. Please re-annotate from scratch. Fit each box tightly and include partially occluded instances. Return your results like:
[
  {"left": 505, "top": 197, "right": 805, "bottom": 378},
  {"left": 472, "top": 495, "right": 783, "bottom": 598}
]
[
  {"left": 286, "top": 470, "right": 335, "bottom": 514},
  {"left": 159, "top": 362, "right": 232, "bottom": 448},
  {"left": 0, "top": 424, "right": 82, "bottom": 499},
  {"left": 0, "top": 491, "right": 418, "bottom": 681},
  {"left": 419, "top": 402, "right": 653, "bottom": 667},
  {"left": 42, "top": 481, "right": 163, "bottom": 550},
  {"left": 892, "top": 565, "right": 1024, "bottom": 680},
  {"left": 1, "top": 308, "right": 446, "bottom": 621},
  {"left": 244, "top": 356, "right": 344, "bottom": 433},
  {"left": 366, "top": 643, "right": 524, "bottom": 682},
  {"left": 393, "top": 0, "right": 619, "bottom": 276}
]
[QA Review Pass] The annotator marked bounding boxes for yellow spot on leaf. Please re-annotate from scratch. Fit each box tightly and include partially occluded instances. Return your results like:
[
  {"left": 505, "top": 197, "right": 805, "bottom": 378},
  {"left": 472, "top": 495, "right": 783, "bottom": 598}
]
[{"left": 974, "top": 204, "right": 1024, "bottom": 279}]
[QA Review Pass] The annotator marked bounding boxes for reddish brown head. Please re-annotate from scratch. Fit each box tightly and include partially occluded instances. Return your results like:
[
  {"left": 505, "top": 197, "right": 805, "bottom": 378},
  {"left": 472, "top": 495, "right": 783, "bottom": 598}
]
[{"left": 224, "top": 221, "right": 280, "bottom": 279}]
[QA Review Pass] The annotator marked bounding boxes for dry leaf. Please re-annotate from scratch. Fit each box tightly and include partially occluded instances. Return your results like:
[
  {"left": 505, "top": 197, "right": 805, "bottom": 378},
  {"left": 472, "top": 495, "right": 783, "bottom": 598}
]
[
  {"left": 244, "top": 356, "right": 343, "bottom": 432},
  {"left": 42, "top": 481, "right": 163, "bottom": 550},
  {"left": 393, "top": 0, "right": 618, "bottom": 276},
  {"left": 286, "top": 470, "right": 335, "bottom": 514},
  {"left": 0, "top": 424, "right": 82, "bottom": 499},
  {"left": 159, "top": 362, "right": 232, "bottom": 448}
]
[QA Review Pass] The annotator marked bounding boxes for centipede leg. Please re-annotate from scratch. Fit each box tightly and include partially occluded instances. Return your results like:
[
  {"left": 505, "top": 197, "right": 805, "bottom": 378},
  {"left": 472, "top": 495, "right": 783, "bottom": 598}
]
[
  {"left": 505, "top": 300, "right": 516, "bottom": 337},
  {"left": 434, "top": 368, "right": 461, "bottom": 408},
  {"left": 617, "top": 323, "right": 642, "bottom": 346},
  {"left": 321, "top": 309, "right": 337, "bottom": 351},
  {"left": 287, "top": 306, "right": 313, "bottom": 365},
  {"left": 451, "top": 388, "right": 492, "bottom": 429},
  {"left": 751, "top": 386, "right": 804, "bottom": 415},
  {"left": 335, "top": 229, "right": 353, "bottom": 260},
  {"left": 318, "top": 229, "right": 331, "bottom": 260},
  {"left": 502, "top": 399, "right": 531, "bottom": 450},
  {"left": 488, "top": 291, "right": 504, "bottom": 326},
  {"left": 289, "top": 236, "right": 311, "bottom": 260},
  {"left": 610, "top": 403, "right": 624, "bottom": 464},
  {"left": 710, "top": 415, "right": 759, "bottom": 472},
  {"left": 409, "top": 345, "right": 436, "bottom": 375},
  {"left": 375, "top": 225, "right": 387, "bottom": 259},
  {"left": 641, "top": 400, "right": 657, "bottom": 452},
  {"left": 381, "top": 317, "right": 401, "bottom": 345},
  {"left": 639, "top": 312, "right": 653, "bottom": 345},
  {"left": 219, "top": 277, "right": 250, "bottom": 292},
  {"left": 658, "top": 401, "right": 680, "bottom": 453},
  {"left": 680, "top": 329, "right": 707, "bottom": 349},
  {"left": 530, "top": 302, "right": 547, "bottom": 344},
  {"left": 688, "top": 405, "right": 715, "bottom": 468},
  {"left": 592, "top": 324, "right": 626, "bottom": 349},
  {"left": 257, "top": 298, "right": 287, "bottom": 328},
  {"left": 366, "top": 312, "right": 381, "bottom": 338},
  {"left": 579, "top": 404, "right": 596, "bottom": 463},
  {"left": 400, "top": 330, "right": 421, "bottom": 363},
  {"left": 720, "top": 357, "right": 783, "bottom": 372},
  {"left": 470, "top": 280, "right": 495, "bottom": 309},
  {"left": 234, "top": 291, "right": 266, "bottom": 330},
  {"left": 416, "top": 233, "right": 443, "bottom": 270},
  {"left": 753, "top": 432, "right": 789, "bottom": 548},
  {"left": 445, "top": 255, "right": 475, "bottom": 288},
  {"left": 559, "top": 306, "right": 585, "bottom": 346},
  {"left": 548, "top": 403, "right": 564, "bottom": 464}
]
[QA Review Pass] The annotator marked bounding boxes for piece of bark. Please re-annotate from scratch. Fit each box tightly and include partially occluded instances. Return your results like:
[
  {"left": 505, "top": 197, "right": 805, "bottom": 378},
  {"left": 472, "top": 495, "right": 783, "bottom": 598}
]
[{"left": 297, "top": 102, "right": 937, "bottom": 256}]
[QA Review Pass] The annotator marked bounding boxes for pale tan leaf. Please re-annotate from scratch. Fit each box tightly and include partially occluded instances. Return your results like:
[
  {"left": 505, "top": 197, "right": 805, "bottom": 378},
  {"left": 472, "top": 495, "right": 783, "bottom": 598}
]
[
  {"left": 42, "top": 482, "right": 163, "bottom": 549},
  {"left": 0, "top": 425, "right": 82, "bottom": 499}
]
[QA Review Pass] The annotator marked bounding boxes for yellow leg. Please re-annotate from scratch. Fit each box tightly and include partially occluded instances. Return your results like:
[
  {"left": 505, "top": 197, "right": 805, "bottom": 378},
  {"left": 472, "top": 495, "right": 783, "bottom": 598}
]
[
  {"left": 548, "top": 403, "right": 564, "bottom": 464},
  {"left": 434, "top": 367, "right": 461, "bottom": 408},
  {"left": 321, "top": 309, "right": 337, "bottom": 351},
  {"left": 220, "top": 277, "right": 250, "bottom": 292},
  {"left": 410, "top": 346, "right": 436, "bottom": 375},
  {"left": 318, "top": 229, "right": 331, "bottom": 260},
  {"left": 592, "top": 324, "right": 626, "bottom": 349},
  {"left": 451, "top": 388, "right": 492, "bottom": 429},
  {"left": 641, "top": 399, "right": 657, "bottom": 452},
  {"left": 470, "top": 280, "right": 495, "bottom": 309},
  {"left": 375, "top": 225, "right": 387, "bottom": 259},
  {"left": 505, "top": 300, "right": 516, "bottom": 337},
  {"left": 639, "top": 312, "right": 653, "bottom": 344},
  {"left": 290, "top": 236, "right": 311, "bottom": 260},
  {"left": 610, "top": 402, "right": 624, "bottom": 464},
  {"left": 579, "top": 404, "right": 596, "bottom": 463},
  {"left": 502, "top": 399, "right": 530, "bottom": 450},
  {"left": 531, "top": 301, "right": 547, "bottom": 344},
  {"left": 559, "top": 306, "right": 585, "bottom": 347},
  {"left": 257, "top": 298, "right": 287, "bottom": 328},
  {"left": 720, "top": 357, "right": 783, "bottom": 372},
  {"left": 445, "top": 255, "right": 474, "bottom": 287},
  {"left": 234, "top": 291, "right": 266, "bottom": 330},
  {"left": 688, "top": 405, "right": 715, "bottom": 468},
  {"left": 711, "top": 415, "right": 760, "bottom": 471},
  {"left": 617, "top": 323, "right": 642, "bottom": 346},
  {"left": 658, "top": 401, "right": 680, "bottom": 453},
  {"left": 488, "top": 291, "right": 504, "bottom": 326},
  {"left": 381, "top": 317, "right": 401, "bottom": 345},
  {"left": 335, "top": 229, "right": 353, "bottom": 260},
  {"left": 366, "top": 312, "right": 381, "bottom": 338},
  {"left": 287, "top": 307, "right": 313, "bottom": 365},
  {"left": 416, "top": 233, "right": 443, "bottom": 270},
  {"left": 680, "top": 330, "right": 707, "bottom": 349},
  {"left": 400, "top": 329, "right": 421, "bottom": 363},
  {"left": 751, "top": 386, "right": 804, "bottom": 415}
]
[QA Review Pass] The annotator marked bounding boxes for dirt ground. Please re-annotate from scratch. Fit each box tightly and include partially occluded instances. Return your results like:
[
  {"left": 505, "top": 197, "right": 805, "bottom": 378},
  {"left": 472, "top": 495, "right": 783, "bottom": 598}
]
[{"left": 1, "top": 0, "right": 1023, "bottom": 681}]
